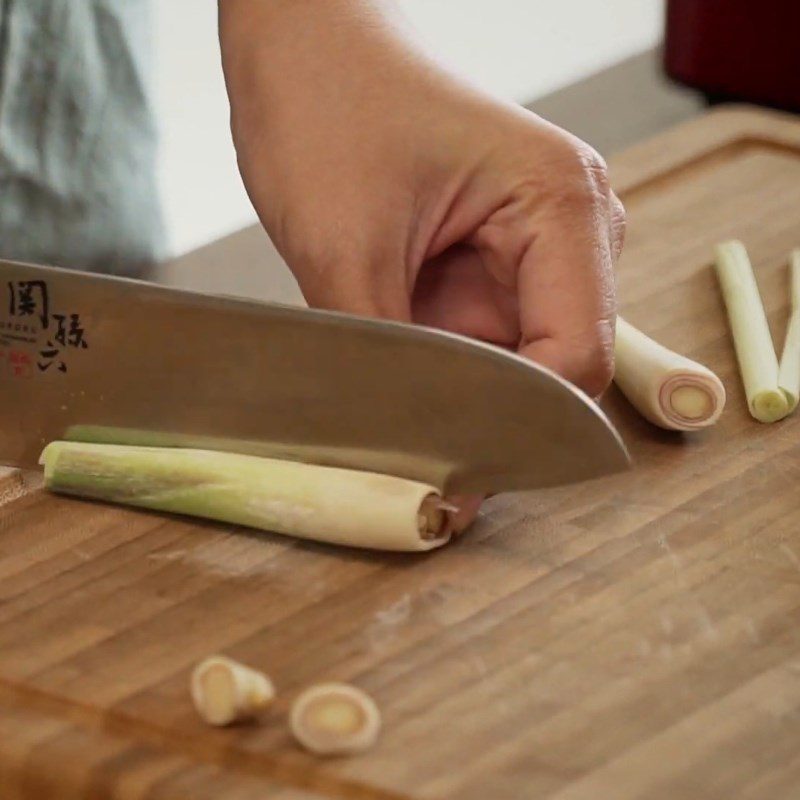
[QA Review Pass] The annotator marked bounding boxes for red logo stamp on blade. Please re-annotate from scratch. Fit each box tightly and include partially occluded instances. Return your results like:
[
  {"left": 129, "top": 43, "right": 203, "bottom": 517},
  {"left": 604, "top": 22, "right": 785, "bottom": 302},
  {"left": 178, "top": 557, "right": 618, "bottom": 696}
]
[{"left": 9, "top": 350, "right": 33, "bottom": 379}]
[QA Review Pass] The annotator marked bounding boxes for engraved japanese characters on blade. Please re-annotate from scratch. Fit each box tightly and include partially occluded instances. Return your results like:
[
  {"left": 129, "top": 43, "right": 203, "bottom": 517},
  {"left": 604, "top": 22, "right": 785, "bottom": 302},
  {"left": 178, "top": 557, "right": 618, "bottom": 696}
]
[{"left": 3, "top": 279, "right": 90, "bottom": 376}]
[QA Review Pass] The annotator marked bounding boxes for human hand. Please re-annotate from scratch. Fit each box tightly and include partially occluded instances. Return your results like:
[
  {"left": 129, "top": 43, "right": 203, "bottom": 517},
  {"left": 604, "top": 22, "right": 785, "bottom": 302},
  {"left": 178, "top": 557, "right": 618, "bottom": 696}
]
[{"left": 220, "top": 0, "right": 625, "bottom": 529}]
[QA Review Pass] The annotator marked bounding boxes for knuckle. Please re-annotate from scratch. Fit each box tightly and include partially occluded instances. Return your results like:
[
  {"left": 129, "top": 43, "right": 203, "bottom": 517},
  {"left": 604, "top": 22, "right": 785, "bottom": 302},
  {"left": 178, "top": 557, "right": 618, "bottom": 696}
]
[
  {"left": 577, "top": 145, "right": 610, "bottom": 195},
  {"left": 541, "top": 139, "right": 611, "bottom": 213}
]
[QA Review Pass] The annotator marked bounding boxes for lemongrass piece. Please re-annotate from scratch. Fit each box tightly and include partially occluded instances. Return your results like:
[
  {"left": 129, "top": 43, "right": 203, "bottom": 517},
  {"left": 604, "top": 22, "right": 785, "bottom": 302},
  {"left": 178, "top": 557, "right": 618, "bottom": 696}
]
[
  {"left": 714, "top": 240, "right": 789, "bottom": 423},
  {"left": 39, "top": 442, "right": 452, "bottom": 552},
  {"left": 290, "top": 683, "right": 381, "bottom": 756},
  {"left": 613, "top": 317, "right": 725, "bottom": 431},
  {"left": 778, "top": 249, "right": 800, "bottom": 412},
  {"left": 191, "top": 655, "right": 274, "bottom": 726}
]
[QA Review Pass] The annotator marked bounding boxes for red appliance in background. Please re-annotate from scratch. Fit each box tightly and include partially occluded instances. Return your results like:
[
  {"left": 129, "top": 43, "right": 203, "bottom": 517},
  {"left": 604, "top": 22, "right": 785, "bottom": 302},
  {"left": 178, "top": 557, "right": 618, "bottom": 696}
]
[{"left": 664, "top": 0, "right": 800, "bottom": 112}]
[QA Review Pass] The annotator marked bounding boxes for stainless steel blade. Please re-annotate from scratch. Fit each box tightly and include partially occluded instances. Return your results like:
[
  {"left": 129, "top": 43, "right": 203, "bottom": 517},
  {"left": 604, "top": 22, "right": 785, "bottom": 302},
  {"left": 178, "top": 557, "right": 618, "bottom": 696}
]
[{"left": 0, "top": 260, "right": 629, "bottom": 493}]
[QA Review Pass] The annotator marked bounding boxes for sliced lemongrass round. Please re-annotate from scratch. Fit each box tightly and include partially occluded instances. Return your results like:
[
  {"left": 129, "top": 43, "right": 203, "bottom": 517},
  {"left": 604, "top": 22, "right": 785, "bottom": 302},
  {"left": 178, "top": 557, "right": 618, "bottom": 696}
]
[
  {"left": 191, "top": 655, "right": 274, "bottom": 726},
  {"left": 290, "top": 683, "right": 381, "bottom": 756}
]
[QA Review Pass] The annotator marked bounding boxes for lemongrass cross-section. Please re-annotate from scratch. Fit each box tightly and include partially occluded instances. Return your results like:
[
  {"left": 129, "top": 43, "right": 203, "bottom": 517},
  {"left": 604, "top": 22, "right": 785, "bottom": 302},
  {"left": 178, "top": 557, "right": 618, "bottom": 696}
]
[{"left": 290, "top": 683, "right": 381, "bottom": 756}]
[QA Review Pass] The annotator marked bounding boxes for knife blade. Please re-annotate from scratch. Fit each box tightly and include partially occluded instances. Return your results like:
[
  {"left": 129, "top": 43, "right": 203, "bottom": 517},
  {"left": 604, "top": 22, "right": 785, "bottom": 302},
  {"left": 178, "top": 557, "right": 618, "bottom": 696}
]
[{"left": 0, "top": 259, "right": 628, "bottom": 493}]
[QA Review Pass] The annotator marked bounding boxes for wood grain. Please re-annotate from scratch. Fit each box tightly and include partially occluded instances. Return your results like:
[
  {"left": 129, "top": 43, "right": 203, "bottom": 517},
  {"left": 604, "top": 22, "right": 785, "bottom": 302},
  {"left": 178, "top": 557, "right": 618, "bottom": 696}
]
[{"left": 2, "top": 106, "right": 800, "bottom": 799}]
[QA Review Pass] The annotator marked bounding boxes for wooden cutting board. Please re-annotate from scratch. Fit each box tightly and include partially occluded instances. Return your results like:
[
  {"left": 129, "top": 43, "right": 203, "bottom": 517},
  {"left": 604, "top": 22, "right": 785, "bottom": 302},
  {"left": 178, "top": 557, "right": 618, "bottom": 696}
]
[{"left": 2, "top": 106, "right": 800, "bottom": 800}]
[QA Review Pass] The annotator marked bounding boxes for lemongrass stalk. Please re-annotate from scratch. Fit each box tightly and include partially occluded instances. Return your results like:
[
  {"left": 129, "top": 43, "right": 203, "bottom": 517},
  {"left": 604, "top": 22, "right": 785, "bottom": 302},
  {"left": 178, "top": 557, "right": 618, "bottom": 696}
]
[
  {"left": 714, "top": 240, "right": 788, "bottom": 423},
  {"left": 778, "top": 249, "right": 800, "bottom": 412},
  {"left": 613, "top": 317, "right": 726, "bottom": 431},
  {"left": 39, "top": 442, "right": 452, "bottom": 552},
  {"left": 290, "top": 683, "right": 381, "bottom": 756},
  {"left": 191, "top": 656, "right": 274, "bottom": 726}
]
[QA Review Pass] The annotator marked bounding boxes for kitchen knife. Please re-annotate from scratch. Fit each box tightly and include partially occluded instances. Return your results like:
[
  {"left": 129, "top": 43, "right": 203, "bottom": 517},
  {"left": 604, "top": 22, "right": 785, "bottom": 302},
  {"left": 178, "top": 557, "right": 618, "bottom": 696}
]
[{"left": 0, "top": 259, "right": 628, "bottom": 493}]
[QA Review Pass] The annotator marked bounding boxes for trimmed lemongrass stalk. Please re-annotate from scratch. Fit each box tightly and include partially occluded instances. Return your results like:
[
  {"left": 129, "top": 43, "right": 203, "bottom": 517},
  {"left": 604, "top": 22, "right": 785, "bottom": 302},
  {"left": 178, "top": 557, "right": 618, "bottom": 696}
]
[
  {"left": 191, "top": 655, "right": 274, "bottom": 726},
  {"left": 714, "top": 240, "right": 789, "bottom": 423},
  {"left": 778, "top": 249, "right": 800, "bottom": 412},
  {"left": 39, "top": 442, "right": 452, "bottom": 552},
  {"left": 614, "top": 317, "right": 726, "bottom": 431},
  {"left": 290, "top": 683, "right": 381, "bottom": 756}
]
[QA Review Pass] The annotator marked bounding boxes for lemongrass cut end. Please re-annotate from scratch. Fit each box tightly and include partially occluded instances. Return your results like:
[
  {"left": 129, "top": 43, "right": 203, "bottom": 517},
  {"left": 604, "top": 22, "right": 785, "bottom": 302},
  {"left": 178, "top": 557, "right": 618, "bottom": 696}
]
[
  {"left": 613, "top": 317, "right": 726, "bottom": 431},
  {"left": 781, "top": 388, "right": 799, "bottom": 413},
  {"left": 751, "top": 388, "right": 791, "bottom": 424},
  {"left": 418, "top": 494, "right": 455, "bottom": 541},
  {"left": 39, "top": 441, "right": 61, "bottom": 471},
  {"left": 659, "top": 372, "right": 726, "bottom": 429},
  {"left": 191, "top": 655, "right": 275, "bottom": 726},
  {"left": 290, "top": 683, "right": 381, "bottom": 756}
]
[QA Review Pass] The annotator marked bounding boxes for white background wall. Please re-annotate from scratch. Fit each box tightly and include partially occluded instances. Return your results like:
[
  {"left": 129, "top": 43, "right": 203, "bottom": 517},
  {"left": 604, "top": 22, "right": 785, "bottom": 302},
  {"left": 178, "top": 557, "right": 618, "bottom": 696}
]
[{"left": 153, "top": 1, "right": 663, "bottom": 258}]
